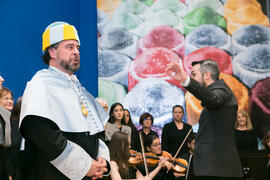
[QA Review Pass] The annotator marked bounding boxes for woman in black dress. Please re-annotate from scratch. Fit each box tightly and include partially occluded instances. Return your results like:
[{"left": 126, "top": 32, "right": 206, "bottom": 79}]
[{"left": 235, "top": 110, "right": 258, "bottom": 151}]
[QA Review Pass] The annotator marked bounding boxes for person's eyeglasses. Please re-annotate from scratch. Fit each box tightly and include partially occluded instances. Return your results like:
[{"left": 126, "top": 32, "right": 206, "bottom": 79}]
[
  {"left": 1, "top": 97, "right": 14, "bottom": 101},
  {"left": 144, "top": 118, "right": 152, "bottom": 121}
]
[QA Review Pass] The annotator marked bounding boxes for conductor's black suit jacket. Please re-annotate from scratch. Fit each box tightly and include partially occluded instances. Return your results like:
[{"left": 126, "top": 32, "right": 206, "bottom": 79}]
[{"left": 186, "top": 78, "right": 243, "bottom": 178}]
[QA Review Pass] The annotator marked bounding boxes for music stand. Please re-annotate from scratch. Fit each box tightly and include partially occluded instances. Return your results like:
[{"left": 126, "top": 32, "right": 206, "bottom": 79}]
[{"left": 239, "top": 149, "right": 268, "bottom": 180}]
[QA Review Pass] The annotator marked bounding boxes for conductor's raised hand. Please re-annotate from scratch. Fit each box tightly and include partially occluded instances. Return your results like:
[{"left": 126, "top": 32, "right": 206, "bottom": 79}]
[{"left": 166, "top": 62, "right": 188, "bottom": 83}]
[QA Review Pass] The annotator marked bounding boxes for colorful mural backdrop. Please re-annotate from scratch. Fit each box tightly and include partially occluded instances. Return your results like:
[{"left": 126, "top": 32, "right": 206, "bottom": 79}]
[{"left": 97, "top": 0, "right": 270, "bottom": 138}]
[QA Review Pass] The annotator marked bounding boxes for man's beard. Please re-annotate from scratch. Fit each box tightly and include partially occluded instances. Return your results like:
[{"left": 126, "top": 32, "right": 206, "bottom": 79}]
[
  {"left": 60, "top": 58, "right": 80, "bottom": 74},
  {"left": 198, "top": 78, "right": 207, "bottom": 88},
  {"left": 201, "top": 81, "right": 207, "bottom": 88}
]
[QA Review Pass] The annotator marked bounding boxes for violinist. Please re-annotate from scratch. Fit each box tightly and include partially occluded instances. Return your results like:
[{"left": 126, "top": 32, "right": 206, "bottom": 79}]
[
  {"left": 137, "top": 134, "right": 187, "bottom": 180},
  {"left": 181, "top": 133, "right": 197, "bottom": 180},
  {"left": 162, "top": 105, "right": 192, "bottom": 158},
  {"left": 109, "top": 131, "right": 167, "bottom": 180},
  {"left": 182, "top": 133, "right": 196, "bottom": 160}
]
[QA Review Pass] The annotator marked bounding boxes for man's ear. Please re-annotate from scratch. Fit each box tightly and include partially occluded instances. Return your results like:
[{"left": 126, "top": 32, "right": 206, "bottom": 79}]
[
  {"left": 48, "top": 47, "right": 57, "bottom": 59},
  {"left": 204, "top": 71, "right": 211, "bottom": 80},
  {"left": 146, "top": 146, "right": 151, "bottom": 152}
]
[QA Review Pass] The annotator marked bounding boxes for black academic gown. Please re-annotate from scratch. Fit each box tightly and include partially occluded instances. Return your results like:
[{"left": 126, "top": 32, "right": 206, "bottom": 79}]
[{"left": 20, "top": 115, "right": 100, "bottom": 180}]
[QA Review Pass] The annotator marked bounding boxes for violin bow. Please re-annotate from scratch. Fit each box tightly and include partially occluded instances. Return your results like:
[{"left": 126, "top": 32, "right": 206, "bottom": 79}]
[
  {"left": 185, "top": 154, "right": 193, "bottom": 180},
  {"left": 173, "top": 128, "right": 193, "bottom": 159},
  {"left": 139, "top": 131, "right": 150, "bottom": 178}
]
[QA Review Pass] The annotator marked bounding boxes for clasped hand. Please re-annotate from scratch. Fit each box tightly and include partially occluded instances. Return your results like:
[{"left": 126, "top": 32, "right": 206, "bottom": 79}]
[{"left": 87, "top": 157, "right": 108, "bottom": 179}]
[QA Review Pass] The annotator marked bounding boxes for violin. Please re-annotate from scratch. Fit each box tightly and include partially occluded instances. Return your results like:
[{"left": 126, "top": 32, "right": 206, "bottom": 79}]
[
  {"left": 155, "top": 151, "right": 188, "bottom": 173},
  {"left": 128, "top": 149, "right": 166, "bottom": 166},
  {"left": 172, "top": 158, "right": 189, "bottom": 174},
  {"left": 128, "top": 149, "right": 142, "bottom": 166},
  {"left": 128, "top": 150, "right": 188, "bottom": 173}
]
